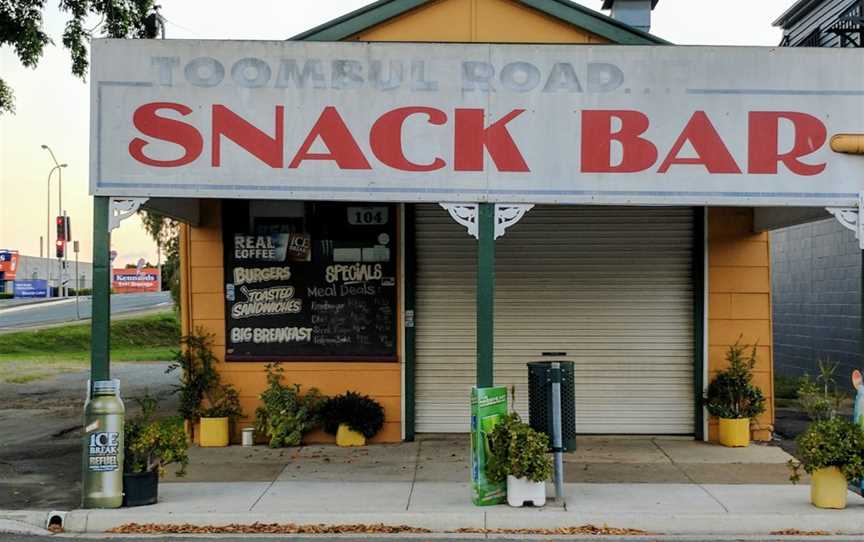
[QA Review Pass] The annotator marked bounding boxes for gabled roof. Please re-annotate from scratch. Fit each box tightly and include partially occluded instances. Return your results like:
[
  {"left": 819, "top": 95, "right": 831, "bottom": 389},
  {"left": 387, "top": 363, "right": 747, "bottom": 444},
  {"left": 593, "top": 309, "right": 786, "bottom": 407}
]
[
  {"left": 772, "top": 0, "right": 823, "bottom": 28},
  {"left": 291, "top": 0, "right": 669, "bottom": 44}
]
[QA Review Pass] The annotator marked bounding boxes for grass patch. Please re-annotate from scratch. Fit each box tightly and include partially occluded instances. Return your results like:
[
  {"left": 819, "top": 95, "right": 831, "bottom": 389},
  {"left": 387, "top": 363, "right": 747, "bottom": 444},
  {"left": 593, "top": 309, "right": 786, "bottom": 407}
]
[{"left": 0, "top": 312, "right": 180, "bottom": 363}]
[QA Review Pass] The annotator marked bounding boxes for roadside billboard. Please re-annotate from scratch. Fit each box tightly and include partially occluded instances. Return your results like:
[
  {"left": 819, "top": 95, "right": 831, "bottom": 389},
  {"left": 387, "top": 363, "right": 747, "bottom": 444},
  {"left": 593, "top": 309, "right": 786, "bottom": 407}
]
[
  {"left": 111, "top": 268, "right": 160, "bottom": 293},
  {"left": 90, "top": 40, "right": 864, "bottom": 207},
  {"left": 0, "top": 250, "right": 19, "bottom": 280},
  {"left": 14, "top": 279, "right": 49, "bottom": 298}
]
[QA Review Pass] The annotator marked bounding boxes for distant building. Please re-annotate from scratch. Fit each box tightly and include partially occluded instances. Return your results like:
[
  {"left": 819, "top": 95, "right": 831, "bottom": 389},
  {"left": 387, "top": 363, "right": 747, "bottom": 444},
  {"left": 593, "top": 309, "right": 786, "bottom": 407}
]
[
  {"left": 15, "top": 255, "right": 93, "bottom": 293},
  {"left": 771, "top": 0, "right": 863, "bottom": 378}
]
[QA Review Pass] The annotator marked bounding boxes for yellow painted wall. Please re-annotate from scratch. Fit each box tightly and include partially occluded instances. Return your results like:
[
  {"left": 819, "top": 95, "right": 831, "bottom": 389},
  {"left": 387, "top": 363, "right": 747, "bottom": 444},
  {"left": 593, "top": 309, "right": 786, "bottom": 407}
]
[
  {"left": 181, "top": 0, "right": 612, "bottom": 445},
  {"left": 350, "top": 0, "right": 608, "bottom": 43},
  {"left": 185, "top": 200, "right": 402, "bottom": 444},
  {"left": 707, "top": 208, "right": 774, "bottom": 442},
  {"left": 181, "top": 0, "right": 775, "bottom": 444}
]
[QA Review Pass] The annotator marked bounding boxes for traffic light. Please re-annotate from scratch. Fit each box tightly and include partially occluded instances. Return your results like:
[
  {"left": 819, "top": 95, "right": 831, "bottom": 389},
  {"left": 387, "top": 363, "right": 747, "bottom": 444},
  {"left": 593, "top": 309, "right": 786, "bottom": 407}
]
[{"left": 56, "top": 239, "right": 65, "bottom": 258}]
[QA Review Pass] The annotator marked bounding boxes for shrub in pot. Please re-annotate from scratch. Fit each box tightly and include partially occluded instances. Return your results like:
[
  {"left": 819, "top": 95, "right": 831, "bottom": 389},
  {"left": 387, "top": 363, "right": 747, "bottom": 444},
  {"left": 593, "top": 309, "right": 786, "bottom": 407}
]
[
  {"left": 255, "top": 363, "right": 326, "bottom": 448},
  {"left": 321, "top": 391, "right": 385, "bottom": 446},
  {"left": 168, "top": 332, "right": 243, "bottom": 446},
  {"left": 123, "top": 394, "right": 188, "bottom": 507},
  {"left": 485, "top": 413, "right": 553, "bottom": 507},
  {"left": 705, "top": 338, "right": 765, "bottom": 447},
  {"left": 199, "top": 383, "right": 244, "bottom": 447},
  {"left": 789, "top": 417, "right": 864, "bottom": 509}
]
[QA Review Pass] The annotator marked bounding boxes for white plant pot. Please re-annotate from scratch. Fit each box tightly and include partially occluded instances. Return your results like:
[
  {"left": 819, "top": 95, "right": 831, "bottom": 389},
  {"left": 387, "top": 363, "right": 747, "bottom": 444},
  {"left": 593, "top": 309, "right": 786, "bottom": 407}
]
[{"left": 506, "top": 475, "right": 546, "bottom": 507}]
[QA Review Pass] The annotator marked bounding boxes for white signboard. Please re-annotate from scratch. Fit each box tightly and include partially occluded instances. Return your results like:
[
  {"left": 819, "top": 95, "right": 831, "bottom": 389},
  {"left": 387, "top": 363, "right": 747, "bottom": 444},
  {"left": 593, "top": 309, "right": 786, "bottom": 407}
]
[{"left": 91, "top": 40, "right": 864, "bottom": 206}]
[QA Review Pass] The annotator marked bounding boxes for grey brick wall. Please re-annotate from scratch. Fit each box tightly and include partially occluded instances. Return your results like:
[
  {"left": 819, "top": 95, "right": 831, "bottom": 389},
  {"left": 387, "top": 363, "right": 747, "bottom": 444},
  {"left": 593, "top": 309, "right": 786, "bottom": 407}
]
[{"left": 771, "top": 218, "right": 861, "bottom": 378}]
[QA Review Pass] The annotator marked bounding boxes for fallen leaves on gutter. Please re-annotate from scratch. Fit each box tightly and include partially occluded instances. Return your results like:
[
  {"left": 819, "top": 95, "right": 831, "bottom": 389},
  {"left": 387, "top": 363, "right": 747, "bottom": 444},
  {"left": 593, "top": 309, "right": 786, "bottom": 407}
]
[
  {"left": 770, "top": 529, "right": 832, "bottom": 536},
  {"left": 456, "top": 525, "right": 652, "bottom": 535},
  {"left": 106, "top": 522, "right": 432, "bottom": 534}
]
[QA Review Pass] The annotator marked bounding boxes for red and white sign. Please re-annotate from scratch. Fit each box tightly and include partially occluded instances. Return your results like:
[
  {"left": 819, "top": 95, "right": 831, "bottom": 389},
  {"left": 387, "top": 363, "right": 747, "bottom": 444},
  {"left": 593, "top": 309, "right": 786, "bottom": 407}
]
[
  {"left": 0, "top": 250, "right": 19, "bottom": 280},
  {"left": 90, "top": 40, "right": 864, "bottom": 207},
  {"left": 112, "top": 267, "right": 160, "bottom": 293}
]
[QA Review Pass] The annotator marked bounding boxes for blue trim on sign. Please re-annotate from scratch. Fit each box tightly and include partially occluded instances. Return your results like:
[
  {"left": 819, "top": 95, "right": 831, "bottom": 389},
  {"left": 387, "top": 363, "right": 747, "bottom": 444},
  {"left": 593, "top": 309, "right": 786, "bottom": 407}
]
[
  {"left": 95, "top": 181, "right": 858, "bottom": 200},
  {"left": 687, "top": 88, "right": 864, "bottom": 96}
]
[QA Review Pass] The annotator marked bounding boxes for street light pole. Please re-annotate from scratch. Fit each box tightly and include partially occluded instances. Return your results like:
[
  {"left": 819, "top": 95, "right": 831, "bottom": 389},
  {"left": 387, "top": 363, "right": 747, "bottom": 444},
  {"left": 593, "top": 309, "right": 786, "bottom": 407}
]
[{"left": 42, "top": 145, "right": 67, "bottom": 297}]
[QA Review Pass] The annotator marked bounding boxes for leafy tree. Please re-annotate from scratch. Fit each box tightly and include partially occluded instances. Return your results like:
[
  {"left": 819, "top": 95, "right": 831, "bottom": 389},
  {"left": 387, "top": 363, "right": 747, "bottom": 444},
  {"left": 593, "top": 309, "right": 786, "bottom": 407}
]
[
  {"left": 0, "top": 0, "right": 159, "bottom": 114},
  {"left": 139, "top": 209, "right": 180, "bottom": 304}
]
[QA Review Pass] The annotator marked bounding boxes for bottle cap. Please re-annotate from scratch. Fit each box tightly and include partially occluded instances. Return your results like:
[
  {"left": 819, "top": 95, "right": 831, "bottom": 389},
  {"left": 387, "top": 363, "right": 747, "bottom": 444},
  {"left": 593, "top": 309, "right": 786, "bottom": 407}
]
[{"left": 91, "top": 379, "right": 120, "bottom": 396}]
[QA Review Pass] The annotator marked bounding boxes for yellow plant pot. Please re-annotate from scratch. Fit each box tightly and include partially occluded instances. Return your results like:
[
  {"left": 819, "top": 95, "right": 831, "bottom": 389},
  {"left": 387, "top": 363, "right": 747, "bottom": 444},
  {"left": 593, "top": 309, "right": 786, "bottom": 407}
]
[
  {"left": 811, "top": 467, "right": 847, "bottom": 509},
  {"left": 199, "top": 417, "right": 229, "bottom": 447},
  {"left": 336, "top": 423, "right": 366, "bottom": 447},
  {"left": 718, "top": 418, "right": 750, "bottom": 447}
]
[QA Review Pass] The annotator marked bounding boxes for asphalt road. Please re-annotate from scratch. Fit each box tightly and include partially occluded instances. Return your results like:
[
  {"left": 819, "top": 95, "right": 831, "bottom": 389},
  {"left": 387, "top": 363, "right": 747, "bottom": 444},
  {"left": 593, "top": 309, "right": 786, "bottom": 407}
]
[
  {"left": 0, "top": 292, "right": 173, "bottom": 331},
  {"left": 0, "top": 363, "right": 178, "bottom": 510}
]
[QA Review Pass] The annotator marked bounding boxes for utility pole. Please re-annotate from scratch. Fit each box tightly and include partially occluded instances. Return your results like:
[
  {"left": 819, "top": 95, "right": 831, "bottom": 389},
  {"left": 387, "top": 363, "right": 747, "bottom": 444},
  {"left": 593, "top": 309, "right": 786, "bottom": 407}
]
[
  {"left": 74, "top": 240, "right": 81, "bottom": 319},
  {"left": 41, "top": 145, "right": 66, "bottom": 297}
]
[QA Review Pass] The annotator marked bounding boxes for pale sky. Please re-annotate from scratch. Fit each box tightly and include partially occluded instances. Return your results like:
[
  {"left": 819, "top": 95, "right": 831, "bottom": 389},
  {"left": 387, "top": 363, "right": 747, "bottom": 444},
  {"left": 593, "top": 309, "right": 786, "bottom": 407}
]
[{"left": 0, "top": 0, "right": 787, "bottom": 266}]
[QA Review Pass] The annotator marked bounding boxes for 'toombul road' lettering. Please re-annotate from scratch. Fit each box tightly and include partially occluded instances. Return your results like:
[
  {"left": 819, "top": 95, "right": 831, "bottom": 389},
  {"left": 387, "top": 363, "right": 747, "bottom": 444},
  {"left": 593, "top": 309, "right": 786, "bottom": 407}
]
[{"left": 128, "top": 103, "right": 827, "bottom": 176}]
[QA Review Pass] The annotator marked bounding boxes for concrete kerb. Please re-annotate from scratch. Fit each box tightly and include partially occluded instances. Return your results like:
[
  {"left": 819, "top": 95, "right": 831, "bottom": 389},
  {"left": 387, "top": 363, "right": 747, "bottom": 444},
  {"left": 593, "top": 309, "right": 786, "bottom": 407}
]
[
  {"left": 4, "top": 508, "right": 860, "bottom": 536},
  {"left": 0, "top": 513, "right": 52, "bottom": 536}
]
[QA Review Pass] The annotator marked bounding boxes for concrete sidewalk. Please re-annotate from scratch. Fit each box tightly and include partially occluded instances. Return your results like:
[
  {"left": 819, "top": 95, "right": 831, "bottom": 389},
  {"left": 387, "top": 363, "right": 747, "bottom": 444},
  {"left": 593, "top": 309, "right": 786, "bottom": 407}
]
[
  {"left": 5, "top": 436, "right": 863, "bottom": 536},
  {"left": 41, "top": 481, "right": 864, "bottom": 535}
]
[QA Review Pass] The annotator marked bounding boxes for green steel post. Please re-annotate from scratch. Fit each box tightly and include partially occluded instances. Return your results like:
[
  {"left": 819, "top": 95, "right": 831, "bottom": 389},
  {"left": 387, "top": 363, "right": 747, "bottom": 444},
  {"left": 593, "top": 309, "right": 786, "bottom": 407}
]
[
  {"left": 477, "top": 203, "right": 495, "bottom": 388},
  {"left": 91, "top": 196, "right": 111, "bottom": 383},
  {"left": 404, "top": 204, "right": 417, "bottom": 441},
  {"left": 693, "top": 207, "right": 706, "bottom": 441}
]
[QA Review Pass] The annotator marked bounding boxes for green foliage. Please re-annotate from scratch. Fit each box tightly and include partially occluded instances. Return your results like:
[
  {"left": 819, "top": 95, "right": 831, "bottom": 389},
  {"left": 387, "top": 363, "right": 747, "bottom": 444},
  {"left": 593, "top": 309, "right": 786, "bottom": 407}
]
[
  {"left": 320, "top": 391, "right": 385, "bottom": 439},
  {"left": 789, "top": 417, "right": 864, "bottom": 484},
  {"left": 168, "top": 331, "right": 243, "bottom": 422},
  {"left": 0, "top": 292, "right": 13, "bottom": 299},
  {"left": 705, "top": 337, "right": 766, "bottom": 420},
  {"left": 255, "top": 363, "right": 326, "bottom": 447},
  {"left": 200, "top": 381, "right": 243, "bottom": 420},
  {"left": 774, "top": 375, "right": 801, "bottom": 401},
  {"left": 124, "top": 393, "right": 188, "bottom": 477},
  {"left": 797, "top": 359, "right": 846, "bottom": 422},
  {"left": 1, "top": 0, "right": 160, "bottom": 114},
  {"left": 137, "top": 210, "right": 180, "bottom": 304},
  {"left": 485, "top": 413, "right": 553, "bottom": 484}
]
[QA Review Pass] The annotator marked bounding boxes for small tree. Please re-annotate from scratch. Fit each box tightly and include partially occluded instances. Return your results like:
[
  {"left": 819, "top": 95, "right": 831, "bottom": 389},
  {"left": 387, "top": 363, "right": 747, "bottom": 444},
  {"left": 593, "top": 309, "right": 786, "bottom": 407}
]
[
  {"left": 797, "top": 359, "right": 845, "bottom": 421},
  {"left": 705, "top": 337, "right": 766, "bottom": 420}
]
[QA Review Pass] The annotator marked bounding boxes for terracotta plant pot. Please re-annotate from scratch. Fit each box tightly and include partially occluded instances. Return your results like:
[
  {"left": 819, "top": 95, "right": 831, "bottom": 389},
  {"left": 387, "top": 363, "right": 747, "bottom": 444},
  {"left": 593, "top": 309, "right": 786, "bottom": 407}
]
[
  {"left": 718, "top": 417, "right": 750, "bottom": 447},
  {"left": 336, "top": 423, "right": 366, "bottom": 447},
  {"left": 810, "top": 466, "right": 847, "bottom": 509},
  {"left": 199, "top": 417, "right": 229, "bottom": 447}
]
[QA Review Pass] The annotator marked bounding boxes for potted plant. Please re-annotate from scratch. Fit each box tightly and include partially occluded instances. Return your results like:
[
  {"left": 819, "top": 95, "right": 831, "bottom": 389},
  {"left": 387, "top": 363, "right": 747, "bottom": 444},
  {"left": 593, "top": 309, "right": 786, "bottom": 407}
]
[
  {"left": 123, "top": 394, "right": 189, "bottom": 507},
  {"left": 255, "top": 363, "right": 326, "bottom": 448},
  {"left": 789, "top": 417, "right": 864, "bottom": 509},
  {"left": 485, "top": 413, "right": 553, "bottom": 507},
  {"left": 168, "top": 332, "right": 243, "bottom": 447},
  {"left": 199, "top": 382, "right": 244, "bottom": 447},
  {"left": 320, "top": 391, "right": 385, "bottom": 446},
  {"left": 705, "top": 337, "right": 766, "bottom": 447}
]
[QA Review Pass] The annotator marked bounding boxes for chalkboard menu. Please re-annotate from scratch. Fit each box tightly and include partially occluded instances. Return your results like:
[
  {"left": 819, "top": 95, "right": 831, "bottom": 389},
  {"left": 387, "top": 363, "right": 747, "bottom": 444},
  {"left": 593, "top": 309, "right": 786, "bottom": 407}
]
[{"left": 223, "top": 202, "right": 397, "bottom": 361}]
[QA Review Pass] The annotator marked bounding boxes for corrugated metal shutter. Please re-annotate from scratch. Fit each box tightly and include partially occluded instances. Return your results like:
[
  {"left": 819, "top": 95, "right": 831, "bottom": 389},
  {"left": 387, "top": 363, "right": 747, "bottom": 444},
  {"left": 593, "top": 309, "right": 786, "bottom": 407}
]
[{"left": 414, "top": 204, "right": 694, "bottom": 434}]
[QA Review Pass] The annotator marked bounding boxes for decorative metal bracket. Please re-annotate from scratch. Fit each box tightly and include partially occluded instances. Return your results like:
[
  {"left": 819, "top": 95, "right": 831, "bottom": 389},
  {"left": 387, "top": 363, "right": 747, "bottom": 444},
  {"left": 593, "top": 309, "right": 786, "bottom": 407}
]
[
  {"left": 109, "top": 198, "right": 149, "bottom": 232},
  {"left": 439, "top": 203, "right": 479, "bottom": 239},
  {"left": 439, "top": 203, "right": 533, "bottom": 240},
  {"left": 494, "top": 204, "right": 534, "bottom": 239},
  {"left": 826, "top": 192, "right": 864, "bottom": 250}
]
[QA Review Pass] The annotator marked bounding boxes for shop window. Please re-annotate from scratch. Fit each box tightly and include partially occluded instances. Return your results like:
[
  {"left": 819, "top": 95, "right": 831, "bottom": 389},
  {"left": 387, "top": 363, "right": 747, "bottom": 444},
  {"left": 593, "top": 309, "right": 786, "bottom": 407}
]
[{"left": 222, "top": 200, "right": 397, "bottom": 362}]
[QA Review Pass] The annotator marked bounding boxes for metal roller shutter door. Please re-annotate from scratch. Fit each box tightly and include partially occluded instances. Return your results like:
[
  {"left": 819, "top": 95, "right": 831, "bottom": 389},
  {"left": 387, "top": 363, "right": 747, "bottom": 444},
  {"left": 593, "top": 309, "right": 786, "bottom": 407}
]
[{"left": 414, "top": 204, "right": 695, "bottom": 434}]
